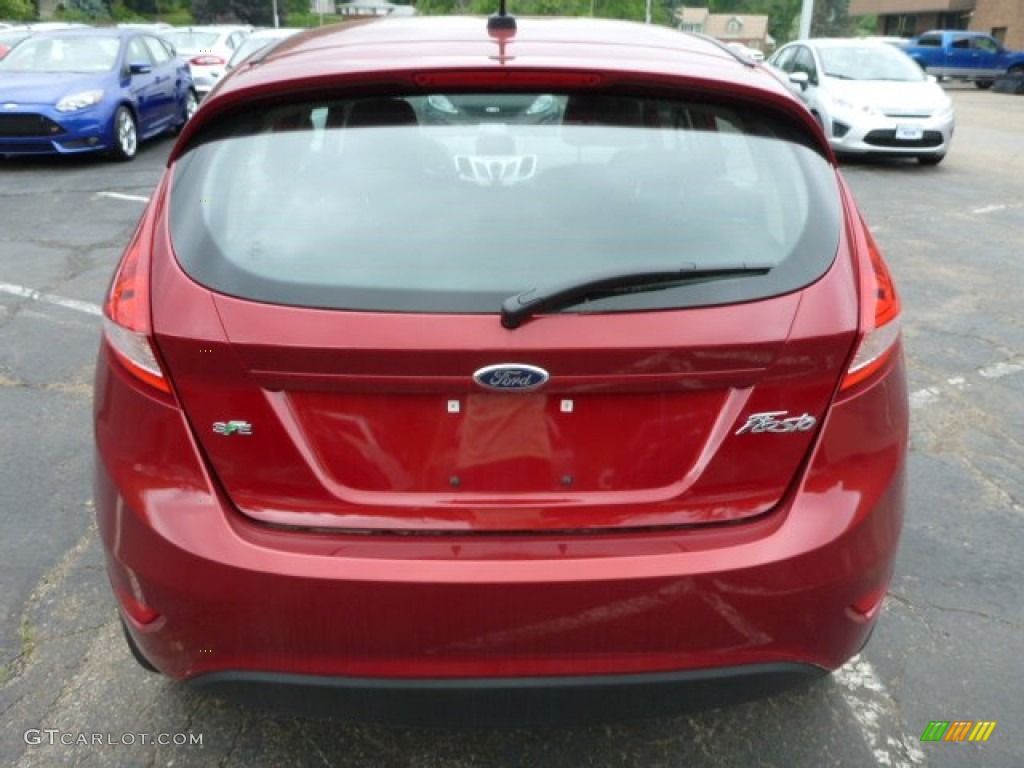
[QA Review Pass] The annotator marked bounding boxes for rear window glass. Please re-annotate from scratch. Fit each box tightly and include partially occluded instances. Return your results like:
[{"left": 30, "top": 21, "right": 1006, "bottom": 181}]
[{"left": 169, "top": 93, "right": 841, "bottom": 314}]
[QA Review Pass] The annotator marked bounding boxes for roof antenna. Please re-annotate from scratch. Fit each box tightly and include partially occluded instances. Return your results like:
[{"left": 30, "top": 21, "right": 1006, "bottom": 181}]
[{"left": 488, "top": 0, "right": 516, "bottom": 32}]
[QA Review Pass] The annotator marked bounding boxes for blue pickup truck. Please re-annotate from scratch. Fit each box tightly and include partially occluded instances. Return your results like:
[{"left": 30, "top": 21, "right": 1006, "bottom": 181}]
[{"left": 900, "top": 30, "right": 1024, "bottom": 89}]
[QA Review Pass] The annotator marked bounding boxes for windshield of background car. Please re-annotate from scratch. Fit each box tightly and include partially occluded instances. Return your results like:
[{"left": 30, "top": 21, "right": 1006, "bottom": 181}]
[
  {"left": 0, "top": 35, "right": 120, "bottom": 73},
  {"left": 169, "top": 92, "right": 842, "bottom": 314},
  {"left": 162, "top": 30, "right": 219, "bottom": 51},
  {"left": 819, "top": 44, "right": 927, "bottom": 82}
]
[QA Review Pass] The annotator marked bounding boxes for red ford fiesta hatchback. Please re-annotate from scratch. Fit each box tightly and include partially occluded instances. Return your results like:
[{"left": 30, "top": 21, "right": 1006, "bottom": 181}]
[{"left": 93, "top": 13, "right": 908, "bottom": 724}]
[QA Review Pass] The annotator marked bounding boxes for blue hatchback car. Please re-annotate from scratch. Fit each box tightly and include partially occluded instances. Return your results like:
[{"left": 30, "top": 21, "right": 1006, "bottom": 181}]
[{"left": 0, "top": 28, "right": 197, "bottom": 161}]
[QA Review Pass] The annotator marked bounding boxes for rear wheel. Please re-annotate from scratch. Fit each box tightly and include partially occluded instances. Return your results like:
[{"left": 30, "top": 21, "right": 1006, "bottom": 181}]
[
  {"left": 172, "top": 89, "right": 199, "bottom": 135},
  {"left": 109, "top": 106, "right": 138, "bottom": 162},
  {"left": 120, "top": 619, "right": 158, "bottom": 673},
  {"left": 918, "top": 153, "right": 945, "bottom": 166},
  {"left": 974, "top": 79, "right": 994, "bottom": 90}
]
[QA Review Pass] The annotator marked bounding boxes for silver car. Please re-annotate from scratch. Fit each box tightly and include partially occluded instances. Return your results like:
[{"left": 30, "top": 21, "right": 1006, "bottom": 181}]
[
  {"left": 161, "top": 25, "right": 251, "bottom": 98},
  {"left": 768, "top": 38, "right": 955, "bottom": 165}
]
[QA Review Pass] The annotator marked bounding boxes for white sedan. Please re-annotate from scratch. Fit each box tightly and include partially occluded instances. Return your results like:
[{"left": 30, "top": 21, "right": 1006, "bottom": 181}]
[
  {"left": 162, "top": 25, "right": 251, "bottom": 98},
  {"left": 768, "top": 38, "right": 955, "bottom": 165}
]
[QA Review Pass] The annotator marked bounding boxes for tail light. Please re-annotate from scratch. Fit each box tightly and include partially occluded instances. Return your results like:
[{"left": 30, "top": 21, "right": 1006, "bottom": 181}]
[
  {"left": 190, "top": 55, "right": 224, "bottom": 66},
  {"left": 840, "top": 219, "right": 901, "bottom": 392},
  {"left": 103, "top": 217, "right": 172, "bottom": 395}
]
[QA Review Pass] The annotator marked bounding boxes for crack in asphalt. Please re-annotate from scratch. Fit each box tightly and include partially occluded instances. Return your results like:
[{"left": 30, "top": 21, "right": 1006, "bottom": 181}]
[
  {"left": 888, "top": 592, "right": 1023, "bottom": 632},
  {"left": 0, "top": 524, "right": 97, "bottom": 685},
  {"left": 218, "top": 718, "right": 246, "bottom": 768},
  {"left": 0, "top": 371, "right": 94, "bottom": 399}
]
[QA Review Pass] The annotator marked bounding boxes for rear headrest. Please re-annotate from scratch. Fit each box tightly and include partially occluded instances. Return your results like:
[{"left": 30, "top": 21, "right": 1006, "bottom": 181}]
[
  {"left": 346, "top": 98, "right": 418, "bottom": 128},
  {"left": 563, "top": 95, "right": 643, "bottom": 128},
  {"left": 561, "top": 94, "right": 644, "bottom": 146}
]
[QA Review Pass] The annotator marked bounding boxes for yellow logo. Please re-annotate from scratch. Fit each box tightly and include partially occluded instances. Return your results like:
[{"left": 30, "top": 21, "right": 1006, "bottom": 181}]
[{"left": 921, "top": 721, "right": 996, "bottom": 742}]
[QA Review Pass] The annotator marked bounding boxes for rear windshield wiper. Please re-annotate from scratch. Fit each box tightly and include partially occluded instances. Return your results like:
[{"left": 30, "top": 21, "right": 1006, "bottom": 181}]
[{"left": 500, "top": 262, "right": 773, "bottom": 329}]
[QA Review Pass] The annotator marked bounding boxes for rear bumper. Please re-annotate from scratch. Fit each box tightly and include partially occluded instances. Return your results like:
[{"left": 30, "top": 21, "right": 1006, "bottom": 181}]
[
  {"left": 94, "top": 344, "right": 908, "bottom": 715},
  {"left": 189, "top": 663, "right": 826, "bottom": 725},
  {"left": 188, "top": 68, "right": 222, "bottom": 95}
]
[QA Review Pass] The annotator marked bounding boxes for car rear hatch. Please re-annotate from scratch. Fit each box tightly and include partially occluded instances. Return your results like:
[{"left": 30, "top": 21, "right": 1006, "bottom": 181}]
[{"left": 152, "top": 90, "right": 858, "bottom": 533}]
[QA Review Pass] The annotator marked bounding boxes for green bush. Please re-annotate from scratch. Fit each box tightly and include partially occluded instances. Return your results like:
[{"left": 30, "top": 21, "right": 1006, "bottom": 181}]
[
  {"left": 160, "top": 7, "right": 194, "bottom": 23},
  {"left": 285, "top": 12, "right": 353, "bottom": 28},
  {"left": 0, "top": 0, "right": 35, "bottom": 22},
  {"left": 110, "top": 2, "right": 147, "bottom": 20}
]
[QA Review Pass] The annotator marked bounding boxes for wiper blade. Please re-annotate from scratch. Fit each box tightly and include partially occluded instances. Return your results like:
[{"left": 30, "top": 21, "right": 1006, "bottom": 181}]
[{"left": 500, "top": 262, "right": 773, "bottom": 329}]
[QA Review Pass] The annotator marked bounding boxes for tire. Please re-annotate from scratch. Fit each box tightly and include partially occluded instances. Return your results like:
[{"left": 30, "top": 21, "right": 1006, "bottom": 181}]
[
  {"left": 918, "top": 153, "right": 945, "bottom": 166},
  {"left": 172, "top": 88, "right": 199, "bottom": 135},
  {"left": 120, "top": 619, "right": 159, "bottom": 673},
  {"left": 109, "top": 106, "right": 138, "bottom": 162},
  {"left": 974, "top": 80, "right": 994, "bottom": 90}
]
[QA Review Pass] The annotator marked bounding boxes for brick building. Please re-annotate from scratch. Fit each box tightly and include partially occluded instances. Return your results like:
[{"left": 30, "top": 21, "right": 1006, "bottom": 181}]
[{"left": 850, "top": 0, "right": 1024, "bottom": 49}]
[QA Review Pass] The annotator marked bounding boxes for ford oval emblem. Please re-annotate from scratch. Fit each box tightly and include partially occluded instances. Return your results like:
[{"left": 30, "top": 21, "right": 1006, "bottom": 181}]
[{"left": 473, "top": 364, "right": 549, "bottom": 391}]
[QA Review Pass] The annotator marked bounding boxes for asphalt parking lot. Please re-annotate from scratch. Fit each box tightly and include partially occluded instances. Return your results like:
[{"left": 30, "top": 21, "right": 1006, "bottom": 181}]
[{"left": 1, "top": 85, "right": 1022, "bottom": 767}]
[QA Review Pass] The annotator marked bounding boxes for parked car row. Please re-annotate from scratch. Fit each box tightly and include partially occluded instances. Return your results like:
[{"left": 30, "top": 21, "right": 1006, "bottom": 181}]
[
  {"left": 0, "top": 23, "right": 976, "bottom": 167},
  {"left": 0, "top": 22, "right": 303, "bottom": 161}
]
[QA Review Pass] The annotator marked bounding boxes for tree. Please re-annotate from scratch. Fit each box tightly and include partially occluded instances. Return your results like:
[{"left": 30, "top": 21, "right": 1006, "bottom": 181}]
[
  {"left": 0, "top": 0, "right": 34, "bottom": 19},
  {"left": 811, "top": 0, "right": 854, "bottom": 37},
  {"left": 63, "top": 0, "right": 109, "bottom": 18},
  {"left": 192, "top": 0, "right": 280, "bottom": 25}
]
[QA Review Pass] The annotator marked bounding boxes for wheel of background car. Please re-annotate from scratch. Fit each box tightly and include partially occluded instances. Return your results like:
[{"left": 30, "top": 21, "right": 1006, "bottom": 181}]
[
  {"left": 974, "top": 79, "right": 994, "bottom": 89},
  {"left": 185, "top": 88, "right": 199, "bottom": 121},
  {"left": 918, "top": 153, "right": 945, "bottom": 166},
  {"left": 110, "top": 106, "right": 138, "bottom": 161},
  {"left": 173, "top": 89, "right": 199, "bottom": 135}
]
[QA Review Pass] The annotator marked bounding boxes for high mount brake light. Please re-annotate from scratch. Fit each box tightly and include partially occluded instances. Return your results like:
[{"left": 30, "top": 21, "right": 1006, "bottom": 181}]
[
  {"left": 841, "top": 220, "right": 901, "bottom": 392},
  {"left": 103, "top": 220, "right": 171, "bottom": 395},
  {"left": 413, "top": 72, "right": 603, "bottom": 88}
]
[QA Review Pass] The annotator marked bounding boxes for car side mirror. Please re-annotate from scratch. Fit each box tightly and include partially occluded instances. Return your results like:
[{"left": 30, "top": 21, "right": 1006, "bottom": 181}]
[
  {"left": 129, "top": 61, "right": 152, "bottom": 75},
  {"left": 788, "top": 71, "right": 810, "bottom": 90}
]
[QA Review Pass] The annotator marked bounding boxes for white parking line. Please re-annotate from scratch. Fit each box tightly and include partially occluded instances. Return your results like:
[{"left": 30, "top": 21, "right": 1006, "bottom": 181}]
[
  {"left": 835, "top": 655, "right": 927, "bottom": 767},
  {"left": 970, "top": 204, "right": 1007, "bottom": 215},
  {"left": 95, "top": 191, "right": 151, "bottom": 203},
  {"left": 910, "top": 358, "right": 1024, "bottom": 409},
  {"left": 0, "top": 282, "right": 102, "bottom": 317},
  {"left": 979, "top": 360, "right": 1024, "bottom": 379}
]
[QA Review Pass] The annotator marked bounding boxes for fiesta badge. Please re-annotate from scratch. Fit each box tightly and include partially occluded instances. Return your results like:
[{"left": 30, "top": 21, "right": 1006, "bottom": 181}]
[{"left": 473, "top": 364, "right": 549, "bottom": 391}]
